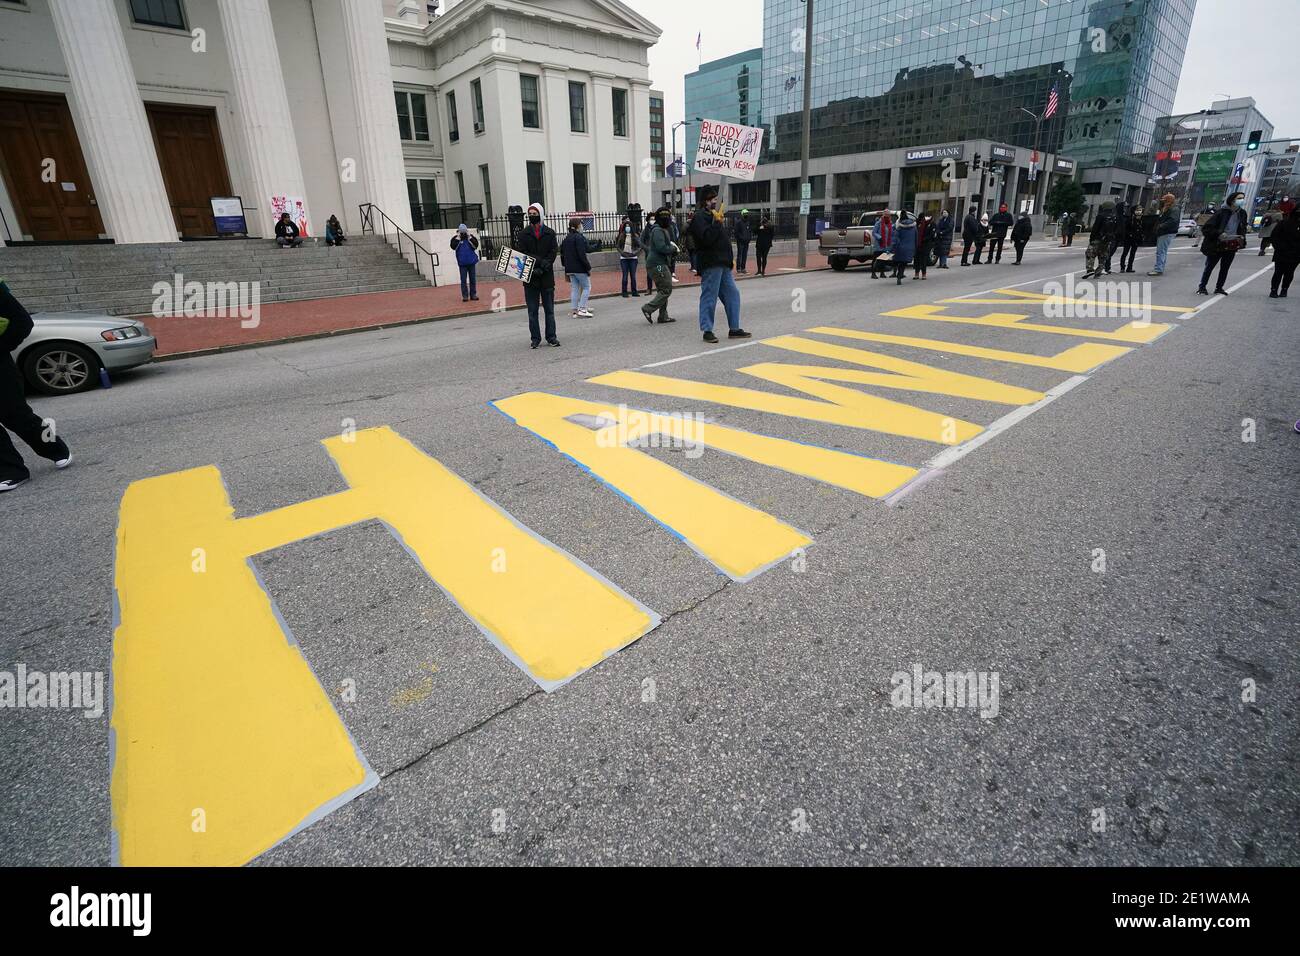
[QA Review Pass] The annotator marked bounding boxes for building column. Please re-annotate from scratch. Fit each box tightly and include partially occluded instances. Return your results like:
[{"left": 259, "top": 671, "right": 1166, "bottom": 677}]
[
  {"left": 216, "top": 0, "right": 308, "bottom": 237},
  {"left": 340, "top": 0, "right": 412, "bottom": 230},
  {"left": 629, "top": 78, "right": 652, "bottom": 211},
  {"left": 48, "top": 0, "right": 176, "bottom": 244},
  {"left": 541, "top": 65, "right": 574, "bottom": 214},
  {"left": 591, "top": 74, "right": 616, "bottom": 211}
]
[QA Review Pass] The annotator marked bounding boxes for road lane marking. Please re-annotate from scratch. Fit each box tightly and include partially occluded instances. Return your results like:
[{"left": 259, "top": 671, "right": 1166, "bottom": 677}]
[
  {"left": 112, "top": 426, "right": 657, "bottom": 866},
  {"left": 641, "top": 340, "right": 760, "bottom": 368},
  {"left": 802, "top": 327, "right": 1132, "bottom": 373},
  {"left": 882, "top": 303, "right": 1171, "bottom": 343},
  {"left": 1179, "top": 264, "right": 1274, "bottom": 320}
]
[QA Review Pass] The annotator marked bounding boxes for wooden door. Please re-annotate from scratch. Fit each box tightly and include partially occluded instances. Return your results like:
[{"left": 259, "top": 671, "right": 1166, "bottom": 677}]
[
  {"left": 0, "top": 90, "right": 105, "bottom": 241},
  {"left": 146, "top": 103, "right": 233, "bottom": 237}
]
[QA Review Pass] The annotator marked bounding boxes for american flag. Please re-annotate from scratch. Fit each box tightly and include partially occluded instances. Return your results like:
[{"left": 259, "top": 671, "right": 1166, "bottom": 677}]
[{"left": 1044, "top": 80, "right": 1060, "bottom": 120}]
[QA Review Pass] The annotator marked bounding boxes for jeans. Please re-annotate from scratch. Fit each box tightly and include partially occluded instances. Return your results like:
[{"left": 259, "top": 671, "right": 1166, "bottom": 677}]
[
  {"left": 276, "top": 236, "right": 303, "bottom": 248},
  {"left": 698, "top": 266, "right": 741, "bottom": 333},
  {"left": 619, "top": 257, "right": 639, "bottom": 294},
  {"left": 569, "top": 272, "right": 591, "bottom": 312},
  {"left": 644, "top": 264, "right": 673, "bottom": 318},
  {"left": 1199, "top": 249, "right": 1237, "bottom": 291},
  {"left": 458, "top": 263, "right": 477, "bottom": 299},
  {"left": 1153, "top": 232, "right": 1174, "bottom": 273},
  {"left": 523, "top": 285, "right": 556, "bottom": 343},
  {"left": 736, "top": 240, "right": 750, "bottom": 272},
  {"left": 937, "top": 240, "right": 949, "bottom": 267}
]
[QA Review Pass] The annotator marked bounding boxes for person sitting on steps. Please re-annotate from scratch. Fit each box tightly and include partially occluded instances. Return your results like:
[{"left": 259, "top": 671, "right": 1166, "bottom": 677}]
[{"left": 275, "top": 212, "right": 303, "bottom": 248}]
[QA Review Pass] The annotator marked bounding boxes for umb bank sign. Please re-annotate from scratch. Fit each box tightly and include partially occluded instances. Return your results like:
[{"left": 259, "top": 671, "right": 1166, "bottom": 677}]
[{"left": 905, "top": 144, "right": 964, "bottom": 164}]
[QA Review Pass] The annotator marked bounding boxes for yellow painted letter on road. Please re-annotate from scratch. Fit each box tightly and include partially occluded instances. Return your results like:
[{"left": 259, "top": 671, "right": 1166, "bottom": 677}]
[
  {"left": 112, "top": 426, "right": 656, "bottom": 866},
  {"left": 590, "top": 368, "right": 981, "bottom": 445},
  {"left": 494, "top": 391, "right": 918, "bottom": 579},
  {"left": 883, "top": 303, "right": 1169, "bottom": 343},
  {"left": 803, "top": 327, "right": 1132, "bottom": 374}
]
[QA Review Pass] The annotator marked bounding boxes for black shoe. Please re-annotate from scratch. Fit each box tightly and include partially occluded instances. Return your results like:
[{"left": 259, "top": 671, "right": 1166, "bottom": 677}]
[
  {"left": 547, "top": 339, "right": 561, "bottom": 347},
  {"left": 960, "top": 262, "right": 969, "bottom": 267},
  {"left": 1195, "top": 287, "right": 1208, "bottom": 295},
  {"left": 470, "top": 295, "right": 479, "bottom": 300},
  {"left": 463, "top": 297, "right": 469, "bottom": 302},
  {"left": 632, "top": 292, "right": 640, "bottom": 297},
  {"left": 728, "top": 328, "right": 752, "bottom": 338},
  {"left": 530, "top": 341, "right": 541, "bottom": 349},
  {"left": 1214, "top": 288, "right": 1228, "bottom": 295},
  {"left": 1269, "top": 291, "right": 1279, "bottom": 298},
  {"left": 642, "top": 306, "right": 655, "bottom": 323},
  {"left": 657, "top": 316, "right": 676, "bottom": 323},
  {"left": 703, "top": 331, "right": 719, "bottom": 343},
  {"left": 621, "top": 292, "right": 629, "bottom": 298},
  {"left": 1282, "top": 291, "right": 1289, "bottom": 297}
]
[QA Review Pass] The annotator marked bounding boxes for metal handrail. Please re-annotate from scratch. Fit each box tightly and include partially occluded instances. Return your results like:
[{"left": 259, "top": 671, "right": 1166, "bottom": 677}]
[{"left": 358, "top": 203, "right": 440, "bottom": 287}]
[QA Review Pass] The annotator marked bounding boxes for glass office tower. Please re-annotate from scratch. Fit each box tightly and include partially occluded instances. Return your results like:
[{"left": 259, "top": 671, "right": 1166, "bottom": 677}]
[
  {"left": 684, "top": 47, "right": 763, "bottom": 166},
  {"left": 761, "top": 0, "right": 1195, "bottom": 172}
]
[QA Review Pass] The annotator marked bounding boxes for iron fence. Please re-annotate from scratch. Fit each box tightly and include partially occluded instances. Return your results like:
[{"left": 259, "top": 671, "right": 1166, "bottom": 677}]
[
  {"left": 410, "top": 203, "right": 485, "bottom": 232},
  {"left": 478, "top": 210, "right": 632, "bottom": 259}
]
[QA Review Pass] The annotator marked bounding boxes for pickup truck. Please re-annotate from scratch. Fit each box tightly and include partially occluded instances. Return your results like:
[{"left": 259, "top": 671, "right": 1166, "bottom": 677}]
[{"left": 819, "top": 209, "right": 940, "bottom": 271}]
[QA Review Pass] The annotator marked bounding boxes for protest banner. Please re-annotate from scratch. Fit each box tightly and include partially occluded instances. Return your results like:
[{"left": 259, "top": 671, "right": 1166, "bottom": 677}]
[
  {"left": 693, "top": 118, "right": 764, "bottom": 181},
  {"left": 495, "top": 246, "right": 535, "bottom": 283}
]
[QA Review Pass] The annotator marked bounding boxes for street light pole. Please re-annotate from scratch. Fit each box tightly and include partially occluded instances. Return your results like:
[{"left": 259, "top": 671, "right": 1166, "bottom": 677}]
[
  {"left": 796, "top": 0, "right": 814, "bottom": 267},
  {"left": 671, "top": 120, "right": 690, "bottom": 230}
]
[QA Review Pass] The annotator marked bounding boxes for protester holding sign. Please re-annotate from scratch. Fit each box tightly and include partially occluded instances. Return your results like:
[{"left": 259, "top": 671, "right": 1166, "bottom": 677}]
[
  {"left": 694, "top": 119, "right": 765, "bottom": 180},
  {"left": 689, "top": 184, "right": 750, "bottom": 344},
  {"left": 515, "top": 203, "right": 560, "bottom": 348}
]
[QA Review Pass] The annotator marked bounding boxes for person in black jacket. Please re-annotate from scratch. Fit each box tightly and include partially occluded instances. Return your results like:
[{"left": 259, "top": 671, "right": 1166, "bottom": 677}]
[
  {"left": 754, "top": 214, "right": 775, "bottom": 275},
  {"left": 988, "top": 203, "right": 1013, "bottom": 263},
  {"left": 912, "top": 213, "right": 933, "bottom": 279},
  {"left": 1147, "top": 193, "right": 1179, "bottom": 276},
  {"left": 1197, "top": 191, "right": 1248, "bottom": 295},
  {"left": 689, "top": 184, "right": 750, "bottom": 343},
  {"left": 1267, "top": 207, "right": 1300, "bottom": 298},
  {"left": 960, "top": 206, "right": 981, "bottom": 266},
  {"left": 274, "top": 213, "right": 303, "bottom": 248},
  {"left": 1010, "top": 213, "right": 1032, "bottom": 264},
  {"left": 560, "top": 217, "right": 593, "bottom": 318},
  {"left": 1, "top": 281, "right": 72, "bottom": 492},
  {"left": 933, "top": 209, "right": 954, "bottom": 268},
  {"left": 1117, "top": 206, "right": 1143, "bottom": 273},
  {"left": 1084, "top": 202, "right": 1118, "bottom": 278},
  {"left": 734, "top": 209, "right": 754, "bottom": 273},
  {"left": 515, "top": 202, "right": 560, "bottom": 347}
]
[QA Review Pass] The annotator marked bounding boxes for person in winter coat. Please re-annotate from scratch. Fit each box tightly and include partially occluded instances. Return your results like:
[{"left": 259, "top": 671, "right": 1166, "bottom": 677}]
[
  {"left": 325, "top": 215, "right": 347, "bottom": 246},
  {"left": 1084, "top": 202, "right": 1118, "bottom": 278},
  {"left": 275, "top": 212, "right": 303, "bottom": 248},
  {"left": 1267, "top": 207, "right": 1300, "bottom": 298},
  {"left": 450, "top": 223, "right": 480, "bottom": 302},
  {"left": 973, "top": 213, "right": 990, "bottom": 264},
  {"left": 1010, "top": 213, "right": 1032, "bottom": 264},
  {"left": 515, "top": 202, "right": 560, "bottom": 348},
  {"left": 912, "top": 213, "right": 933, "bottom": 279},
  {"left": 988, "top": 203, "right": 1013, "bottom": 263},
  {"left": 617, "top": 216, "right": 641, "bottom": 297},
  {"left": 1197, "top": 191, "right": 1249, "bottom": 295},
  {"left": 888, "top": 212, "right": 918, "bottom": 285},
  {"left": 961, "top": 206, "right": 981, "bottom": 265},
  {"left": 1117, "top": 206, "right": 1143, "bottom": 273},
  {"left": 870, "top": 210, "right": 895, "bottom": 278},
  {"left": 560, "top": 218, "right": 593, "bottom": 318},
  {"left": 1258, "top": 212, "right": 1278, "bottom": 257},
  {"left": 641, "top": 206, "right": 679, "bottom": 324},
  {"left": 1147, "top": 193, "right": 1179, "bottom": 276},
  {"left": 734, "top": 209, "right": 754, "bottom": 273},
  {"left": 755, "top": 214, "right": 775, "bottom": 276},
  {"left": 1, "top": 280, "right": 72, "bottom": 492},
  {"left": 933, "top": 209, "right": 954, "bottom": 268},
  {"left": 688, "top": 183, "right": 750, "bottom": 343}
]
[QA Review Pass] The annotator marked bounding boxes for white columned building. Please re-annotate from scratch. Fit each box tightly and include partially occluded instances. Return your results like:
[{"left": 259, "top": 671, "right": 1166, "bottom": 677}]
[
  {"left": 215, "top": 0, "right": 310, "bottom": 238},
  {"left": 47, "top": 0, "right": 176, "bottom": 244}
]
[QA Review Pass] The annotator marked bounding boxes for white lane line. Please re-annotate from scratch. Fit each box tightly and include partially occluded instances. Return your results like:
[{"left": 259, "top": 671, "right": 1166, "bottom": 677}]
[
  {"left": 923, "top": 374, "right": 1090, "bottom": 472},
  {"left": 883, "top": 466, "right": 946, "bottom": 507},
  {"left": 640, "top": 339, "right": 760, "bottom": 368},
  {"left": 1179, "top": 263, "right": 1274, "bottom": 320}
]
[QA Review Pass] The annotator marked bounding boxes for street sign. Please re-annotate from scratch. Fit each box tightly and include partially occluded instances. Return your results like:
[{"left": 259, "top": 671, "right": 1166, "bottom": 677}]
[
  {"left": 799, "top": 198, "right": 811, "bottom": 216},
  {"left": 800, "top": 182, "right": 811, "bottom": 200}
]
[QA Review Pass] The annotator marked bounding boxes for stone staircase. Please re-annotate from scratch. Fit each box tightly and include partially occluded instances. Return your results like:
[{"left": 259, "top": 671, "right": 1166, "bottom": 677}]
[{"left": 0, "top": 235, "right": 432, "bottom": 316}]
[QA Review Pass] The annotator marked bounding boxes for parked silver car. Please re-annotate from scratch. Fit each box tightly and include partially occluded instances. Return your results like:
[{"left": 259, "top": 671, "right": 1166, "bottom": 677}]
[{"left": 10, "top": 312, "right": 156, "bottom": 395}]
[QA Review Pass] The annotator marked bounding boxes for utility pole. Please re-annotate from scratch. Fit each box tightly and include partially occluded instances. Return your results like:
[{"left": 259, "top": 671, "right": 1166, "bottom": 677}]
[{"left": 796, "top": 0, "right": 814, "bottom": 267}]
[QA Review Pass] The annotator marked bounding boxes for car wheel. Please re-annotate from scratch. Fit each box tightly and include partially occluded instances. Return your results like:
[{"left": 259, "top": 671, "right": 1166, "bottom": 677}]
[
  {"left": 830, "top": 256, "right": 848, "bottom": 271},
  {"left": 22, "top": 341, "right": 100, "bottom": 395}
]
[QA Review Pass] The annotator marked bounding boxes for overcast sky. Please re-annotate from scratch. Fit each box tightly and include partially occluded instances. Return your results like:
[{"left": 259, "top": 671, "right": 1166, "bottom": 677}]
[{"left": 628, "top": 0, "right": 1296, "bottom": 155}]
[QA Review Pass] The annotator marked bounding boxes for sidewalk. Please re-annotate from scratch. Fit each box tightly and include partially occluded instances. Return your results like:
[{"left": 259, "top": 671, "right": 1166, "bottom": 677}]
[{"left": 143, "top": 253, "right": 830, "bottom": 358}]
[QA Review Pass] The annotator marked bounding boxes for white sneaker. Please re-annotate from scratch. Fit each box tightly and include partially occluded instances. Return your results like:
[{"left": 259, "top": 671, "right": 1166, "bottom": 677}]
[
  {"left": 56, "top": 454, "right": 72, "bottom": 470},
  {"left": 671, "top": 276, "right": 680, "bottom": 283},
  {"left": 571, "top": 311, "right": 579, "bottom": 318},
  {"left": 0, "top": 477, "right": 29, "bottom": 493},
  {"left": 579, "top": 308, "right": 594, "bottom": 317}
]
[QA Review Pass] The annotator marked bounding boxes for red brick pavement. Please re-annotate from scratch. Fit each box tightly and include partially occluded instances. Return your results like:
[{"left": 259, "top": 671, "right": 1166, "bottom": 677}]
[{"left": 142, "top": 254, "right": 831, "bottom": 358}]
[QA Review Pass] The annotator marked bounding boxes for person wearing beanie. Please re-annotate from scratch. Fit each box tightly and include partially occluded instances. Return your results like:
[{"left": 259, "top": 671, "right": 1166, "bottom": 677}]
[
  {"left": 1148, "top": 193, "right": 1179, "bottom": 276},
  {"left": 734, "top": 208, "right": 754, "bottom": 273},
  {"left": 515, "top": 203, "right": 560, "bottom": 347},
  {"left": 641, "top": 206, "right": 679, "bottom": 324},
  {"left": 450, "top": 223, "right": 480, "bottom": 302},
  {"left": 688, "top": 183, "right": 750, "bottom": 343},
  {"left": 1084, "top": 201, "right": 1118, "bottom": 278}
]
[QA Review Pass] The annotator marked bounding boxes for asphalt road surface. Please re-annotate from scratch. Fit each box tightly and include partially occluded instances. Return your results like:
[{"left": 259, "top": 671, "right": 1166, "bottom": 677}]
[{"left": 2, "top": 238, "right": 1296, "bottom": 866}]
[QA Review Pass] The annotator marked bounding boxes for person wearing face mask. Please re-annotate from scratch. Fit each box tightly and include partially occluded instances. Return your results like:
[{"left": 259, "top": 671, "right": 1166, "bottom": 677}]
[
  {"left": 1117, "top": 206, "right": 1143, "bottom": 274},
  {"left": 1196, "top": 191, "right": 1248, "bottom": 295},
  {"left": 988, "top": 203, "right": 1013, "bottom": 263},
  {"left": 560, "top": 217, "right": 593, "bottom": 318},
  {"left": 1010, "top": 211, "right": 1032, "bottom": 264},
  {"left": 1147, "top": 193, "right": 1179, "bottom": 276},
  {"left": 734, "top": 209, "right": 754, "bottom": 274},
  {"left": 688, "top": 183, "right": 750, "bottom": 343},
  {"left": 641, "top": 206, "right": 679, "bottom": 324},
  {"left": 515, "top": 203, "right": 560, "bottom": 347},
  {"left": 974, "top": 213, "right": 990, "bottom": 264},
  {"left": 960, "top": 206, "right": 980, "bottom": 265},
  {"left": 1267, "top": 206, "right": 1300, "bottom": 298},
  {"left": 449, "top": 223, "right": 480, "bottom": 302},
  {"left": 755, "top": 213, "right": 774, "bottom": 276},
  {"left": 617, "top": 216, "right": 641, "bottom": 297},
  {"left": 933, "top": 208, "right": 954, "bottom": 268}
]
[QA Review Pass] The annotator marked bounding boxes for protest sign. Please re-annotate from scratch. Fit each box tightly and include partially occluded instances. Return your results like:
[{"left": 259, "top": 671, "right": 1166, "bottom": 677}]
[
  {"left": 693, "top": 118, "right": 764, "bottom": 181},
  {"left": 495, "top": 246, "right": 535, "bottom": 283}
]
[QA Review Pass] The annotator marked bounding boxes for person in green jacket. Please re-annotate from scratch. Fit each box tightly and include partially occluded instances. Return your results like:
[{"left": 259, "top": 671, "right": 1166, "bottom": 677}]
[{"left": 640, "top": 206, "right": 679, "bottom": 324}]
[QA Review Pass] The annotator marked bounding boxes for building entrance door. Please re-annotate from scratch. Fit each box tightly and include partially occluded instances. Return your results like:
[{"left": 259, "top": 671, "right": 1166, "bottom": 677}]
[
  {"left": 146, "top": 103, "right": 232, "bottom": 237},
  {"left": 0, "top": 89, "right": 105, "bottom": 242}
]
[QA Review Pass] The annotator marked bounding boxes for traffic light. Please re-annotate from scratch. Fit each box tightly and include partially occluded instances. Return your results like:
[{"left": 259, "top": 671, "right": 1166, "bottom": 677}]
[
  {"left": 1246, "top": 130, "right": 1262, "bottom": 152},
  {"left": 973, "top": 152, "right": 982, "bottom": 169}
]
